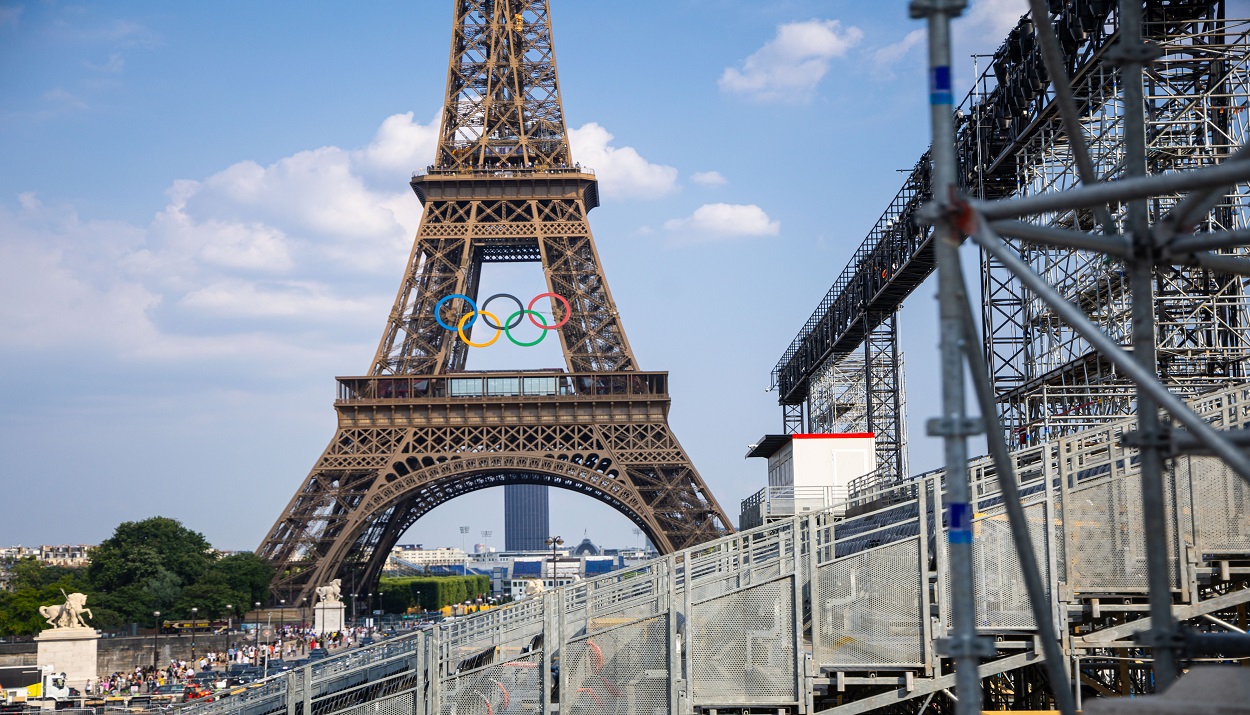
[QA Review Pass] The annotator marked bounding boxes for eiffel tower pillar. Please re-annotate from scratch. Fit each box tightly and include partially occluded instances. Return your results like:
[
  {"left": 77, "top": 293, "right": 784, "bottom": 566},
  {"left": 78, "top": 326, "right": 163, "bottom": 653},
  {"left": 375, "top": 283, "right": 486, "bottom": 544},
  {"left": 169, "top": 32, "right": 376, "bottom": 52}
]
[{"left": 256, "top": 0, "right": 733, "bottom": 604}]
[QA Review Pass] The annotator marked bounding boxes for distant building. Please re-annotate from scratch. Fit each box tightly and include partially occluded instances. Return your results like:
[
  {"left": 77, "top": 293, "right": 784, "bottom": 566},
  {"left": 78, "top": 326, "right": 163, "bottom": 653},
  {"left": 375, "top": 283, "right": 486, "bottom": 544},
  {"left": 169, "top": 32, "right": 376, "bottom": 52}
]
[
  {"left": 39, "top": 544, "right": 92, "bottom": 568},
  {"left": 504, "top": 484, "right": 549, "bottom": 551},
  {"left": 0, "top": 545, "right": 93, "bottom": 591},
  {"left": 572, "top": 537, "right": 599, "bottom": 556},
  {"left": 387, "top": 544, "right": 468, "bottom": 571}
]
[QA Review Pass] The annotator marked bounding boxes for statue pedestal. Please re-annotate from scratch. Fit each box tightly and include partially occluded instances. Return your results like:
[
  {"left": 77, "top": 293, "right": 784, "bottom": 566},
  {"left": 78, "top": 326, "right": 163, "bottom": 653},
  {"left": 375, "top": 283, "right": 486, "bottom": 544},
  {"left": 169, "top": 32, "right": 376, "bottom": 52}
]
[
  {"left": 36, "top": 628, "right": 98, "bottom": 692},
  {"left": 314, "top": 603, "right": 345, "bottom": 634}
]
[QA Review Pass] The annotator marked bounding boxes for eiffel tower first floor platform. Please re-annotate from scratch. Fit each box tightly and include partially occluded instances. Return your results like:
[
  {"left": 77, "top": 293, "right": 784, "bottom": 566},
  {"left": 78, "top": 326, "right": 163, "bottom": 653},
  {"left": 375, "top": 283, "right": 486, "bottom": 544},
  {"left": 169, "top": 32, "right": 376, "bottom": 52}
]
[{"left": 257, "top": 370, "right": 733, "bottom": 604}]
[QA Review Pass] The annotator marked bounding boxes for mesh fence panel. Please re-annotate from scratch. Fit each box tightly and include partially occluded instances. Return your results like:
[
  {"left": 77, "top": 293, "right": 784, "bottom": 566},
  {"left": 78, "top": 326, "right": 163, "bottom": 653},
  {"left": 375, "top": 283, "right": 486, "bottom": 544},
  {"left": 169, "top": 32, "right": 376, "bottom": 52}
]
[
  {"left": 336, "top": 691, "right": 413, "bottom": 715},
  {"left": 967, "top": 502, "right": 1049, "bottom": 629},
  {"left": 563, "top": 616, "right": 668, "bottom": 715},
  {"left": 1186, "top": 455, "right": 1250, "bottom": 553},
  {"left": 814, "top": 538, "right": 923, "bottom": 667},
  {"left": 689, "top": 579, "right": 797, "bottom": 704},
  {"left": 438, "top": 653, "right": 540, "bottom": 715},
  {"left": 1065, "top": 471, "right": 1178, "bottom": 591}
]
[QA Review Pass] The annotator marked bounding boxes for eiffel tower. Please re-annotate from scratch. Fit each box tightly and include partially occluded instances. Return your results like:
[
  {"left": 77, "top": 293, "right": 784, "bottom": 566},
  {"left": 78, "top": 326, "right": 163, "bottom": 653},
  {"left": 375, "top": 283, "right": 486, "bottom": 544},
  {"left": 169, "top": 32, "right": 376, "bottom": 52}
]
[{"left": 256, "top": 0, "right": 733, "bottom": 603}]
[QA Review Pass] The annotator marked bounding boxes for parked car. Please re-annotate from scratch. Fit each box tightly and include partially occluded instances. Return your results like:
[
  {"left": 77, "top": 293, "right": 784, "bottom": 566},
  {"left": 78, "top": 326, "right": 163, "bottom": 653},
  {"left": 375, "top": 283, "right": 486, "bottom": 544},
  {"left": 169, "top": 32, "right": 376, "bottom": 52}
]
[
  {"left": 308, "top": 648, "right": 329, "bottom": 660},
  {"left": 358, "top": 636, "right": 374, "bottom": 647},
  {"left": 192, "top": 671, "right": 226, "bottom": 689},
  {"left": 150, "top": 684, "right": 187, "bottom": 704}
]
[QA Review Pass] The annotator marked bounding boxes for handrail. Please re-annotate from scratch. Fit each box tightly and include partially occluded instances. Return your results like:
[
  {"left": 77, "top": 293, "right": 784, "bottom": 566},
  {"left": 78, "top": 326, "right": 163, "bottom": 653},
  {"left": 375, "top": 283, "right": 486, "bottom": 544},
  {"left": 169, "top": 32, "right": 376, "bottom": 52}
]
[{"left": 336, "top": 371, "right": 668, "bottom": 403}]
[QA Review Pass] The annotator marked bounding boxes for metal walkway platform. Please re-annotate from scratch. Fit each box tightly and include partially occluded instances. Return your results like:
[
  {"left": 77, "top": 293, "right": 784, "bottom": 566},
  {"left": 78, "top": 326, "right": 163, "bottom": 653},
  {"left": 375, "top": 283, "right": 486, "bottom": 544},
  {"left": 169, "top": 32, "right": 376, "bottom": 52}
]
[{"left": 183, "top": 382, "right": 1250, "bottom": 714}]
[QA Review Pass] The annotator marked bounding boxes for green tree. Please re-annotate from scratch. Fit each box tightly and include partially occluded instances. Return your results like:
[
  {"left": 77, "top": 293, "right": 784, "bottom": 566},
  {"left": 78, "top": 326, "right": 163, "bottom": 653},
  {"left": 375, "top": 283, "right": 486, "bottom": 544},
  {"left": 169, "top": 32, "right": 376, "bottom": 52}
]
[
  {"left": 0, "top": 559, "right": 94, "bottom": 636},
  {"left": 209, "top": 552, "right": 273, "bottom": 606},
  {"left": 87, "top": 517, "right": 214, "bottom": 623}
]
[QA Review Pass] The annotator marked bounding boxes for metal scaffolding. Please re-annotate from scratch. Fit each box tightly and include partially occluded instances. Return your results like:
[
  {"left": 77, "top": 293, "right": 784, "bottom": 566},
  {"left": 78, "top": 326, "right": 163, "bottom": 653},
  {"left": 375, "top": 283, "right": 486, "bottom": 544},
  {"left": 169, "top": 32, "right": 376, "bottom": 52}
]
[
  {"left": 807, "top": 315, "right": 909, "bottom": 482},
  {"left": 977, "top": 9, "right": 1250, "bottom": 445}
]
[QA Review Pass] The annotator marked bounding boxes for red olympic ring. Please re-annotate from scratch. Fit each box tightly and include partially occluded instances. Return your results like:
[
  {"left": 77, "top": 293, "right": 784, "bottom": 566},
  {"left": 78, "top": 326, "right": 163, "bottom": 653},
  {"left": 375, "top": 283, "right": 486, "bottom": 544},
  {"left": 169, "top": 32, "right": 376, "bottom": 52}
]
[{"left": 527, "top": 292, "right": 571, "bottom": 330}]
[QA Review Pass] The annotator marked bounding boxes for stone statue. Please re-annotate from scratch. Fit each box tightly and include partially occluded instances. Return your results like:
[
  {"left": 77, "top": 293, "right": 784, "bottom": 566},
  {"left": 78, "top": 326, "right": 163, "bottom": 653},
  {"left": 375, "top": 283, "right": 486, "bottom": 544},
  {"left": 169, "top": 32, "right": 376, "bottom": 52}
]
[
  {"left": 39, "top": 591, "right": 93, "bottom": 630},
  {"left": 522, "top": 579, "right": 546, "bottom": 598},
  {"left": 315, "top": 579, "right": 342, "bottom": 605}
]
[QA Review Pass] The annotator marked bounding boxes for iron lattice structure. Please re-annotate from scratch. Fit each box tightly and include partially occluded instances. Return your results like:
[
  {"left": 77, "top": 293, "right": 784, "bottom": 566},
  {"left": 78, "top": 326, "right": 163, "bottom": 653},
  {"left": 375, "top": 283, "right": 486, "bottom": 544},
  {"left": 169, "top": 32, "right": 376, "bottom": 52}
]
[
  {"left": 774, "top": 0, "right": 1250, "bottom": 458},
  {"left": 806, "top": 314, "right": 909, "bottom": 483},
  {"left": 976, "top": 8, "right": 1250, "bottom": 444},
  {"left": 257, "top": 0, "right": 731, "bottom": 605}
]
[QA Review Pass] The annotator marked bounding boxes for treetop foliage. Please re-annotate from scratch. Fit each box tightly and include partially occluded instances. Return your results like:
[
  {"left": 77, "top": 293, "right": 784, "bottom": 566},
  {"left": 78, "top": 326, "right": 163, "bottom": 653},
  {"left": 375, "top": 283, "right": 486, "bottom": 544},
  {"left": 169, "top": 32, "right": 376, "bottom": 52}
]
[{"left": 0, "top": 516, "right": 274, "bottom": 636}]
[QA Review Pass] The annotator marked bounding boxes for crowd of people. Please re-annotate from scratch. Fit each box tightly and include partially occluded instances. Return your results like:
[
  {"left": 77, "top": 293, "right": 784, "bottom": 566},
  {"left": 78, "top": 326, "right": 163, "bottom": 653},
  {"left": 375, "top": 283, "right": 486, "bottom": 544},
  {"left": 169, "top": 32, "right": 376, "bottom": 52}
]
[{"left": 81, "top": 624, "right": 405, "bottom": 697}]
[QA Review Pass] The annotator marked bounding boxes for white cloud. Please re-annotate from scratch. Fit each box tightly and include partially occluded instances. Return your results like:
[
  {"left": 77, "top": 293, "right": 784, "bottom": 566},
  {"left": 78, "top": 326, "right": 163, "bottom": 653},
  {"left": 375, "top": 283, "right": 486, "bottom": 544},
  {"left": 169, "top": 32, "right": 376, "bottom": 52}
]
[
  {"left": 181, "top": 279, "right": 373, "bottom": 319},
  {"left": 872, "top": 29, "right": 924, "bottom": 74},
  {"left": 961, "top": 0, "right": 1029, "bottom": 46},
  {"left": 0, "top": 6, "right": 22, "bottom": 28},
  {"left": 872, "top": 0, "right": 1027, "bottom": 75},
  {"left": 85, "top": 52, "right": 126, "bottom": 73},
  {"left": 569, "top": 123, "right": 678, "bottom": 199},
  {"left": 664, "top": 203, "right": 780, "bottom": 240},
  {"left": 0, "top": 113, "right": 442, "bottom": 366},
  {"left": 690, "top": 171, "right": 727, "bottom": 186},
  {"left": 720, "top": 19, "right": 863, "bottom": 102},
  {"left": 353, "top": 111, "right": 440, "bottom": 179}
]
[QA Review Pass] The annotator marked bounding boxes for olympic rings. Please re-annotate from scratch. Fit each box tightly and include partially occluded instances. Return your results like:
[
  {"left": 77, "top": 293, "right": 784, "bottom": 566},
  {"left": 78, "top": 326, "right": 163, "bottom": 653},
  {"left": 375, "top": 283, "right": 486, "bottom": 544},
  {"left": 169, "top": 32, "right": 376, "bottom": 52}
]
[
  {"left": 458, "top": 310, "right": 502, "bottom": 348},
  {"left": 527, "top": 292, "right": 571, "bottom": 330},
  {"left": 434, "top": 294, "right": 476, "bottom": 331},
  {"left": 435, "top": 293, "right": 567, "bottom": 347}
]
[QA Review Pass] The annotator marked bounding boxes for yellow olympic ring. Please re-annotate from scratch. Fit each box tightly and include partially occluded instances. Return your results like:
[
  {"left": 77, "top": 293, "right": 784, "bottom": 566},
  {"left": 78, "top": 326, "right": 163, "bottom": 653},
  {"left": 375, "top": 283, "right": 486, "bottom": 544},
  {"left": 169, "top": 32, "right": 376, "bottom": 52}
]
[{"left": 458, "top": 310, "right": 502, "bottom": 348}]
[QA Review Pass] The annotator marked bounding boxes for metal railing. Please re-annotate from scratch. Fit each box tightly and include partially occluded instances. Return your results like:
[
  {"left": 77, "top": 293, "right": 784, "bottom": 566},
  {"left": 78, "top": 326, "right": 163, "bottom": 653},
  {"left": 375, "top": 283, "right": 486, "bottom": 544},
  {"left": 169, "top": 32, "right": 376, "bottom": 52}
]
[
  {"left": 184, "top": 380, "right": 1250, "bottom": 715},
  {"left": 739, "top": 485, "right": 850, "bottom": 529},
  {"left": 336, "top": 371, "right": 669, "bottom": 403}
]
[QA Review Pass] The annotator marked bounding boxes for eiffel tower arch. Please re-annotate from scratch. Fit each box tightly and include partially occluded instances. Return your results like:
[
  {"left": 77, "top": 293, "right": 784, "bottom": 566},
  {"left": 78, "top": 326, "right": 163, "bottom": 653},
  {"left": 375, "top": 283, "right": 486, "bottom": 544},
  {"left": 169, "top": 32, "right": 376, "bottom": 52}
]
[{"left": 256, "top": 0, "right": 733, "bottom": 603}]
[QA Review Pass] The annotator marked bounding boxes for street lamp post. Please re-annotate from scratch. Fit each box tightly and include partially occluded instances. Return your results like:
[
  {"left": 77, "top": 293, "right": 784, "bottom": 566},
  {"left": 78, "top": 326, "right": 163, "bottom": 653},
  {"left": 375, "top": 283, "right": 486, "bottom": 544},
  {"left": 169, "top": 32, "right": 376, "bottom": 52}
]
[
  {"left": 152, "top": 611, "right": 161, "bottom": 669},
  {"left": 190, "top": 607, "right": 198, "bottom": 663},
  {"left": 545, "top": 536, "right": 564, "bottom": 584},
  {"left": 480, "top": 530, "right": 492, "bottom": 552},
  {"left": 378, "top": 592, "right": 384, "bottom": 625},
  {"left": 278, "top": 599, "right": 286, "bottom": 654},
  {"left": 225, "top": 604, "right": 233, "bottom": 633},
  {"left": 350, "top": 593, "right": 357, "bottom": 627},
  {"left": 253, "top": 602, "right": 261, "bottom": 665},
  {"left": 367, "top": 593, "right": 372, "bottom": 627}
]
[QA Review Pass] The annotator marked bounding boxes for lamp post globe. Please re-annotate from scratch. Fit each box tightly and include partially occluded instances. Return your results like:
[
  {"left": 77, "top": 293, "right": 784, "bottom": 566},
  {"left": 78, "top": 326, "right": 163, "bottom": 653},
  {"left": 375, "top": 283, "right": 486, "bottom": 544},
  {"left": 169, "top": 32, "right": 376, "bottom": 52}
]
[{"left": 545, "top": 536, "right": 564, "bottom": 582}]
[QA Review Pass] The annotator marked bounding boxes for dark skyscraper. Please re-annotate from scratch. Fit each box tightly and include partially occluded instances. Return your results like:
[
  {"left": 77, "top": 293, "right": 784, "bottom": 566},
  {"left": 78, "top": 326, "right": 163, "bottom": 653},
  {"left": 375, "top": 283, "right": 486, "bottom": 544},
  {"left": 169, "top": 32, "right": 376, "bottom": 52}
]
[{"left": 504, "top": 485, "right": 550, "bottom": 552}]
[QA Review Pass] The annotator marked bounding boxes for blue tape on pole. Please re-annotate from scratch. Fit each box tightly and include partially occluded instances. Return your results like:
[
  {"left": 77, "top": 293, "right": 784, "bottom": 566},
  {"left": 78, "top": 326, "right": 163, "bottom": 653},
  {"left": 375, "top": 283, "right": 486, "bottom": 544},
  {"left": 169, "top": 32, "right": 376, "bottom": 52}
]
[
  {"left": 948, "top": 501, "right": 972, "bottom": 543},
  {"left": 930, "top": 65, "right": 953, "bottom": 105}
]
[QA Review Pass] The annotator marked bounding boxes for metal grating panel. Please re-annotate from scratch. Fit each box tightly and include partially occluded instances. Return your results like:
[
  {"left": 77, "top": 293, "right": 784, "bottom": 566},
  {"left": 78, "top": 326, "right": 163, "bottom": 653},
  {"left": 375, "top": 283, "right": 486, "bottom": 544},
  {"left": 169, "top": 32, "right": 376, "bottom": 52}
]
[
  {"left": 438, "top": 653, "right": 541, "bottom": 715},
  {"left": 690, "top": 580, "right": 797, "bottom": 704},
  {"left": 968, "top": 502, "right": 1050, "bottom": 630},
  {"left": 1065, "top": 471, "right": 1179, "bottom": 591},
  {"left": 1185, "top": 455, "right": 1250, "bottom": 553},
  {"left": 815, "top": 538, "right": 924, "bottom": 667},
  {"left": 338, "top": 692, "right": 413, "bottom": 715},
  {"left": 564, "top": 616, "right": 669, "bottom": 715}
]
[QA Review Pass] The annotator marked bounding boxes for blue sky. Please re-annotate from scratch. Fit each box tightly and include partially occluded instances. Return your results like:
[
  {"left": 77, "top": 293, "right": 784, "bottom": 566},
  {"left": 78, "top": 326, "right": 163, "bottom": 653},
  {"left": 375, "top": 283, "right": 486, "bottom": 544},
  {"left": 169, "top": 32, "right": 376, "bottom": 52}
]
[{"left": 0, "top": 0, "right": 1030, "bottom": 552}]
